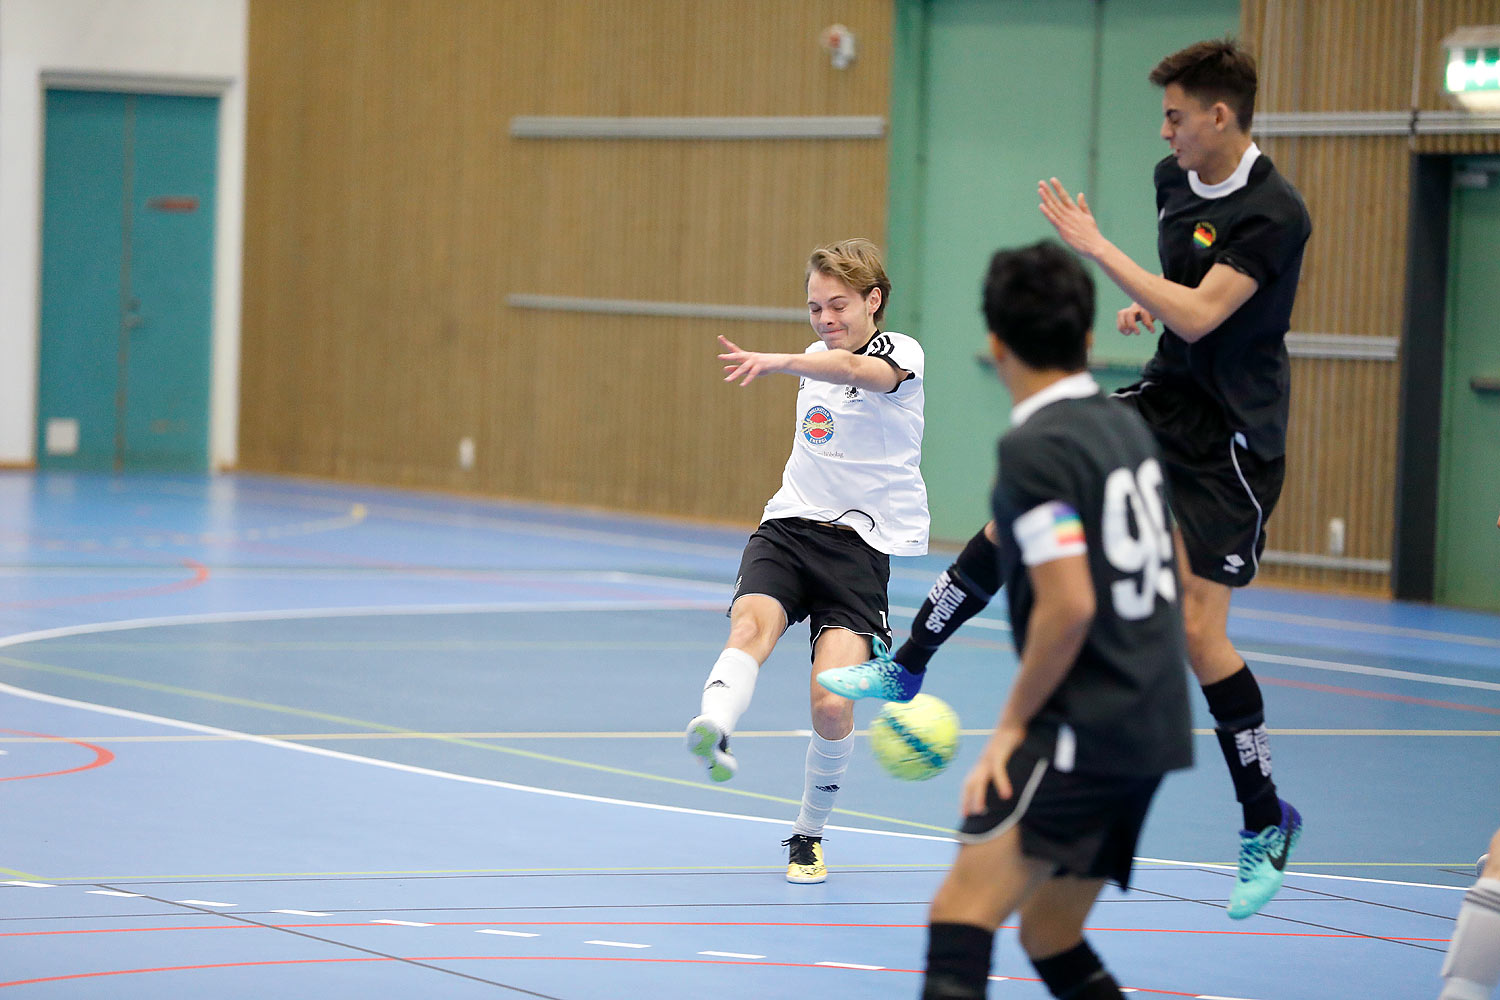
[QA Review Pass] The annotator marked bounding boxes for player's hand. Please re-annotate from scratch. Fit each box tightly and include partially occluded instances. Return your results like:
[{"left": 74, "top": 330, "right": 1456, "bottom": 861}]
[
  {"left": 1038, "top": 178, "right": 1105, "bottom": 259},
  {"left": 960, "top": 723, "right": 1025, "bottom": 816},
  {"left": 1118, "top": 303, "right": 1156, "bottom": 336},
  {"left": 717, "top": 335, "right": 783, "bottom": 386}
]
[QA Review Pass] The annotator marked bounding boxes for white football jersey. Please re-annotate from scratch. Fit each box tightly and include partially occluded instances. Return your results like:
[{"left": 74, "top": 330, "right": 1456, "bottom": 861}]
[{"left": 761, "top": 331, "right": 929, "bottom": 556}]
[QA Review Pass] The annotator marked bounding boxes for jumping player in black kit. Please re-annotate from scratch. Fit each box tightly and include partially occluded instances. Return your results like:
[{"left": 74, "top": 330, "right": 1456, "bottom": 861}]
[
  {"left": 822, "top": 38, "right": 1310, "bottom": 920},
  {"left": 919, "top": 241, "right": 1192, "bottom": 1000}
]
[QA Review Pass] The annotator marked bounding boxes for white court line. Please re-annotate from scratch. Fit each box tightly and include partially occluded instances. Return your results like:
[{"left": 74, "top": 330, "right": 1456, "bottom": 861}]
[
  {"left": 0, "top": 607, "right": 1485, "bottom": 889},
  {"left": 0, "top": 680, "right": 951, "bottom": 845},
  {"left": 372, "top": 919, "right": 430, "bottom": 926},
  {"left": 2, "top": 880, "right": 54, "bottom": 887},
  {"left": 87, "top": 889, "right": 142, "bottom": 897},
  {"left": 699, "top": 950, "right": 765, "bottom": 959},
  {"left": 479, "top": 929, "right": 539, "bottom": 938},
  {"left": 1243, "top": 650, "right": 1500, "bottom": 692},
  {"left": 271, "top": 909, "right": 330, "bottom": 916},
  {"left": 586, "top": 940, "right": 649, "bottom": 949},
  {"left": 816, "top": 961, "right": 883, "bottom": 970}
]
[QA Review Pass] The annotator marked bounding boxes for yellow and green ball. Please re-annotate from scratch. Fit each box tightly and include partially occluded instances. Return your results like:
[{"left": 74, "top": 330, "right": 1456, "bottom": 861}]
[{"left": 868, "top": 694, "right": 960, "bottom": 781}]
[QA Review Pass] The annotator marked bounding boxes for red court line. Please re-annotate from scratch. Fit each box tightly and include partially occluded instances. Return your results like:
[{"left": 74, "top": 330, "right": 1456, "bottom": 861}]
[
  {"left": 0, "top": 918, "right": 1448, "bottom": 943},
  {"left": 1260, "top": 675, "right": 1500, "bottom": 716},
  {"left": 0, "top": 558, "right": 210, "bottom": 610},
  {"left": 0, "top": 955, "right": 1206, "bottom": 995},
  {"left": 0, "top": 729, "right": 114, "bottom": 782}
]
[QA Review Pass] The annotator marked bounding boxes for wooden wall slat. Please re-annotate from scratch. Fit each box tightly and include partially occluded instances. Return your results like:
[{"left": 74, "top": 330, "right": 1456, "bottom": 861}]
[
  {"left": 1242, "top": 0, "right": 1499, "bottom": 592},
  {"left": 241, "top": 0, "right": 891, "bottom": 523}
]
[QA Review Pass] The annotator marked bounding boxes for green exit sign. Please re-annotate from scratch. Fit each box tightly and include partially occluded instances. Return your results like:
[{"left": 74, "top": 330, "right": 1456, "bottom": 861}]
[
  {"left": 1447, "top": 46, "right": 1500, "bottom": 94},
  {"left": 1443, "top": 27, "right": 1500, "bottom": 109}
]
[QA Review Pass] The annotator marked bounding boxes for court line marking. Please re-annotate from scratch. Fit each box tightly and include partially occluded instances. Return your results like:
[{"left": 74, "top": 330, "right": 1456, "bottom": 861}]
[
  {"left": 2, "top": 728, "right": 1495, "bottom": 745},
  {"left": 0, "top": 680, "right": 1472, "bottom": 893},
  {"left": 1, "top": 598, "right": 1493, "bottom": 702},
  {"left": 0, "top": 652, "right": 955, "bottom": 835},
  {"left": 0, "top": 679, "right": 952, "bottom": 843}
]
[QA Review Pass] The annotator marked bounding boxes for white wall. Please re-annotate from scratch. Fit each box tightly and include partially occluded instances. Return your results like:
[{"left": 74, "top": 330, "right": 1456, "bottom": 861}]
[{"left": 0, "top": 0, "right": 247, "bottom": 468}]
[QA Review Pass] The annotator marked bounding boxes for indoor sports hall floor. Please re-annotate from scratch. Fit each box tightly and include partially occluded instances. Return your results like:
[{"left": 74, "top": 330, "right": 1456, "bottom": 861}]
[{"left": 0, "top": 471, "right": 1496, "bottom": 999}]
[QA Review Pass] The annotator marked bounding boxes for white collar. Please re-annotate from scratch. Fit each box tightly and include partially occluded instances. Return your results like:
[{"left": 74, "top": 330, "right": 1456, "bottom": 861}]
[
  {"left": 1188, "top": 142, "right": 1260, "bottom": 199},
  {"left": 1009, "top": 371, "right": 1100, "bottom": 427}
]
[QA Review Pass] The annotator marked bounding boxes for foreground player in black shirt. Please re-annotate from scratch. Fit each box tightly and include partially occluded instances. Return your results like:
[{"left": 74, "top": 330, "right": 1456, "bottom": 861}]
[
  {"left": 1038, "top": 37, "right": 1309, "bottom": 920},
  {"left": 920, "top": 241, "right": 1192, "bottom": 1000}
]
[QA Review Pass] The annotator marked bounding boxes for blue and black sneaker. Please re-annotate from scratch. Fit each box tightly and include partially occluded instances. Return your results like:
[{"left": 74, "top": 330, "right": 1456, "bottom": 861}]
[
  {"left": 1226, "top": 799, "right": 1303, "bottom": 919},
  {"left": 816, "top": 637, "right": 923, "bottom": 702}
]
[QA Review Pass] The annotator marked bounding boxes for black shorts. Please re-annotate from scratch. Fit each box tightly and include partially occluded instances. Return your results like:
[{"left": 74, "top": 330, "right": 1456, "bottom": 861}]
[
  {"left": 730, "top": 517, "right": 892, "bottom": 654},
  {"left": 1114, "top": 380, "right": 1285, "bottom": 587},
  {"left": 958, "top": 745, "right": 1164, "bottom": 890}
]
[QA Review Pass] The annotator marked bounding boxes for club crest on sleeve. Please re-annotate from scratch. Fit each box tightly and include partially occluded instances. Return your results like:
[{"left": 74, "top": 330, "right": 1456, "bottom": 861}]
[{"left": 801, "top": 406, "right": 835, "bottom": 444}]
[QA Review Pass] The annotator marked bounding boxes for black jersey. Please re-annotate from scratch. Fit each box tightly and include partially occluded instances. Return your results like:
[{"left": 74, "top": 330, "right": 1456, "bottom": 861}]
[
  {"left": 1143, "top": 149, "right": 1312, "bottom": 460},
  {"left": 991, "top": 376, "right": 1193, "bottom": 776}
]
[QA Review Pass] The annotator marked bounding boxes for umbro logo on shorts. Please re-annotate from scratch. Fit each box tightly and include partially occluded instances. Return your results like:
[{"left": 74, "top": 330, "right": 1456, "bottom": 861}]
[{"left": 1223, "top": 554, "right": 1245, "bottom": 574}]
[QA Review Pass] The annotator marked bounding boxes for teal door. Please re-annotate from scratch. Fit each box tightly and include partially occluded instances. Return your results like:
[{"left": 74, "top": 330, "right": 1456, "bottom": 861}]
[
  {"left": 37, "top": 89, "right": 218, "bottom": 473},
  {"left": 890, "top": 0, "right": 1240, "bottom": 538},
  {"left": 1435, "top": 158, "right": 1500, "bottom": 611}
]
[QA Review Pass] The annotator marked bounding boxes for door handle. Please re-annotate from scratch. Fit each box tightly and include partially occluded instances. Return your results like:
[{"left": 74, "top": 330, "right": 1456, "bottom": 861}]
[{"left": 1471, "top": 375, "right": 1500, "bottom": 394}]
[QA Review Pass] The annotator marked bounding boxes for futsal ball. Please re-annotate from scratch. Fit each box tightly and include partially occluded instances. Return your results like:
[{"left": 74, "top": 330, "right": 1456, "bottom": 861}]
[{"left": 868, "top": 694, "right": 960, "bottom": 781}]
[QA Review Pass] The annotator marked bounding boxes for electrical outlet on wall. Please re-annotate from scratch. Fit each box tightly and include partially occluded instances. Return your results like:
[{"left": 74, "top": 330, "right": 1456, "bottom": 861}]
[{"left": 458, "top": 436, "right": 476, "bottom": 470}]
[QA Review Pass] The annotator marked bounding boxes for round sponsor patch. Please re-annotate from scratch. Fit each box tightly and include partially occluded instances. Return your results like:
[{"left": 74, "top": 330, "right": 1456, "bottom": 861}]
[
  {"left": 801, "top": 405, "right": 835, "bottom": 445},
  {"left": 1192, "top": 221, "right": 1217, "bottom": 249}
]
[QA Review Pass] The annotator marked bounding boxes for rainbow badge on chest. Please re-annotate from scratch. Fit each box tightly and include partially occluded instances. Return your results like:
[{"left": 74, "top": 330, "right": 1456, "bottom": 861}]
[
  {"left": 1192, "top": 220, "right": 1217, "bottom": 249},
  {"left": 801, "top": 405, "right": 835, "bottom": 444}
]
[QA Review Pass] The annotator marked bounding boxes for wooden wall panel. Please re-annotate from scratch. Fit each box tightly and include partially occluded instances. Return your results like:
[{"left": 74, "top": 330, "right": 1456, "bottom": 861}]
[
  {"left": 1240, "top": 0, "right": 1499, "bottom": 593},
  {"left": 241, "top": 0, "right": 890, "bottom": 523}
]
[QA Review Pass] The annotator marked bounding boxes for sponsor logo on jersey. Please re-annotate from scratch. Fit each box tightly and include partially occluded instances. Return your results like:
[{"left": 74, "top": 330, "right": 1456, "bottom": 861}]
[
  {"left": 844, "top": 384, "right": 860, "bottom": 401},
  {"left": 1193, "top": 221, "right": 1217, "bottom": 249},
  {"left": 801, "top": 405, "right": 835, "bottom": 445}
]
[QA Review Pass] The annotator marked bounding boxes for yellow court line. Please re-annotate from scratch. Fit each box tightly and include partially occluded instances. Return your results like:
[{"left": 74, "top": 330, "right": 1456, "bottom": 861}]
[
  {"left": 4, "top": 728, "right": 1497, "bottom": 744},
  {"left": 0, "top": 655, "right": 953, "bottom": 835}
]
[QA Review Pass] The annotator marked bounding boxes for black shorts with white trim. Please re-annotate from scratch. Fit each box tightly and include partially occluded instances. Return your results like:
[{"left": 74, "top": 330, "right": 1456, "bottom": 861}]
[
  {"left": 729, "top": 517, "right": 892, "bottom": 653},
  {"left": 1114, "top": 379, "right": 1285, "bottom": 587},
  {"left": 958, "top": 744, "right": 1164, "bottom": 890}
]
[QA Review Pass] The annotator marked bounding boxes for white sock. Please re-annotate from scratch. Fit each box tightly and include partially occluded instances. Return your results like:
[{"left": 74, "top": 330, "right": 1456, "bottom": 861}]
[
  {"left": 792, "top": 730, "right": 854, "bottom": 837},
  {"left": 698, "top": 648, "right": 759, "bottom": 735},
  {"left": 1441, "top": 878, "right": 1500, "bottom": 1000}
]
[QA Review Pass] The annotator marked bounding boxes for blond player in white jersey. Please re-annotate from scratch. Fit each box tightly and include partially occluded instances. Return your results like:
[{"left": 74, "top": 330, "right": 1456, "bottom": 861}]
[{"left": 685, "top": 238, "right": 929, "bottom": 884}]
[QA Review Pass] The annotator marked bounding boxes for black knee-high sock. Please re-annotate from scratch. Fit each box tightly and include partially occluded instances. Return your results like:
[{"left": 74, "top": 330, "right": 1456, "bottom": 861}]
[
  {"left": 1201, "top": 665, "right": 1282, "bottom": 832},
  {"left": 898, "top": 528, "right": 1002, "bottom": 674},
  {"left": 922, "top": 922, "right": 994, "bottom": 999},
  {"left": 1031, "top": 939, "right": 1123, "bottom": 999}
]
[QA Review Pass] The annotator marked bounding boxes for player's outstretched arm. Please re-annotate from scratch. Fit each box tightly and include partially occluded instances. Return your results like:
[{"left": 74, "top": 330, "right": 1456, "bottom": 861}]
[
  {"left": 1037, "top": 178, "right": 1258, "bottom": 341},
  {"left": 717, "top": 335, "right": 904, "bottom": 392}
]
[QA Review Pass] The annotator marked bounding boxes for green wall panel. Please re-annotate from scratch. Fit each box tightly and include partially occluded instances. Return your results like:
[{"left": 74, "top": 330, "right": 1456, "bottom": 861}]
[{"left": 889, "top": 0, "right": 1240, "bottom": 543}]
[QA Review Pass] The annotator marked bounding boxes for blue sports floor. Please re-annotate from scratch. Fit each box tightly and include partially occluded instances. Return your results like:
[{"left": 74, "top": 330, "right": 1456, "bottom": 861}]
[{"left": 0, "top": 472, "right": 1496, "bottom": 998}]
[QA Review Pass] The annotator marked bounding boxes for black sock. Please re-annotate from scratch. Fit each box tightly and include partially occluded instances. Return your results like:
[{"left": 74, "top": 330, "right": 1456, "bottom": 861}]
[
  {"left": 1201, "top": 665, "right": 1282, "bottom": 832},
  {"left": 898, "top": 528, "right": 1001, "bottom": 674},
  {"left": 1030, "top": 939, "right": 1123, "bottom": 999},
  {"left": 922, "top": 922, "right": 994, "bottom": 999}
]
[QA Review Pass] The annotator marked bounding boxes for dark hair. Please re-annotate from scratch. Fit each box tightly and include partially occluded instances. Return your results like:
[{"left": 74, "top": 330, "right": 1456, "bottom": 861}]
[
  {"left": 981, "top": 241, "right": 1093, "bottom": 372},
  {"left": 1149, "top": 37, "right": 1257, "bottom": 131}
]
